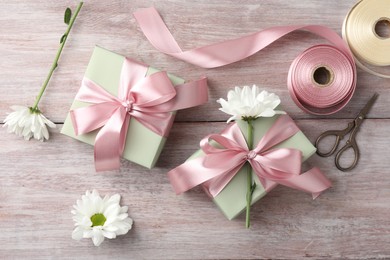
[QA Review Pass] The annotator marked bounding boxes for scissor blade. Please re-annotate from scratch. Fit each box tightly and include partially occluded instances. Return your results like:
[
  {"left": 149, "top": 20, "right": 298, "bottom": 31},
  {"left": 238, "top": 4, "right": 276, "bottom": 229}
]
[{"left": 358, "top": 93, "right": 379, "bottom": 118}]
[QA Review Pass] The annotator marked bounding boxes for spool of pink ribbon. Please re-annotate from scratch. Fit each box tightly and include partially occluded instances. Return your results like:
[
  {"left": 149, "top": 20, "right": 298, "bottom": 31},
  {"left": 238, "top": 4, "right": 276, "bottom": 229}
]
[
  {"left": 134, "top": 7, "right": 357, "bottom": 115},
  {"left": 288, "top": 45, "right": 356, "bottom": 115}
]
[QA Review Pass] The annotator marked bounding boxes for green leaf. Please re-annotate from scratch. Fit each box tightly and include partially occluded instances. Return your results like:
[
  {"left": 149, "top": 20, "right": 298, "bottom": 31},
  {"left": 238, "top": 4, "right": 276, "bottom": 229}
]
[
  {"left": 64, "top": 8, "right": 72, "bottom": 25},
  {"left": 251, "top": 182, "right": 257, "bottom": 193},
  {"left": 60, "top": 34, "right": 67, "bottom": 43}
]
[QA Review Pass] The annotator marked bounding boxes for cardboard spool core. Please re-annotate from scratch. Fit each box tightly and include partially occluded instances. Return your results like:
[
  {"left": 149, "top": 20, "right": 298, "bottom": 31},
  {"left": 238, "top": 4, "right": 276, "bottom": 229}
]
[
  {"left": 374, "top": 18, "right": 390, "bottom": 39},
  {"left": 313, "top": 66, "right": 333, "bottom": 87}
]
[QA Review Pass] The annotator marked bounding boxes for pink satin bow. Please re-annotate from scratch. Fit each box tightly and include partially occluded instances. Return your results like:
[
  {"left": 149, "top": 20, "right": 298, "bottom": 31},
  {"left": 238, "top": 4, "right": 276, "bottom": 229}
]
[
  {"left": 70, "top": 58, "right": 208, "bottom": 171},
  {"left": 168, "top": 115, "right": 331, "bottom": 198}
]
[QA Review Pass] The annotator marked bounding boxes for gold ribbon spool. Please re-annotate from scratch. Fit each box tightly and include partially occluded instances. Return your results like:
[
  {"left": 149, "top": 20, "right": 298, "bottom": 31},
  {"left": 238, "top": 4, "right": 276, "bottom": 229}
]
[{"left": 342, "top": 0, "right": 390, "bottom": 78}]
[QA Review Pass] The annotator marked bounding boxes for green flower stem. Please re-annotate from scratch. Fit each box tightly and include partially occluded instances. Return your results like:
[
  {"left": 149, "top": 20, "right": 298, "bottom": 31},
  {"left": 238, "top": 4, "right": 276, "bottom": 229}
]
[
  {"left": 32, "top": 2, "right": 84, "bottom": 111},
  {"left": 245, "top": 119, "right": 254, "bottom": 228}
]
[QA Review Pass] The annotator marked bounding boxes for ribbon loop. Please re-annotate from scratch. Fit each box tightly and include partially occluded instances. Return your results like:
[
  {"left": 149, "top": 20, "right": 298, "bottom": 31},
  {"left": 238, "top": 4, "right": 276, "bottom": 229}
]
[{"left": 201, "top": 133, "right": 248, "bottom": 155}]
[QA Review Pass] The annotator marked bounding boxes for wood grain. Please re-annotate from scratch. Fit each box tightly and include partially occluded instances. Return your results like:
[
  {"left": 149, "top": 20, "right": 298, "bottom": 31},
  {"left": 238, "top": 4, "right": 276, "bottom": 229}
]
[
  {"left": 1, "top": 121, "right": 389, "bottom": 259},
  {"left": 1, "top": 0, "right": 389, "bottom": 259}
]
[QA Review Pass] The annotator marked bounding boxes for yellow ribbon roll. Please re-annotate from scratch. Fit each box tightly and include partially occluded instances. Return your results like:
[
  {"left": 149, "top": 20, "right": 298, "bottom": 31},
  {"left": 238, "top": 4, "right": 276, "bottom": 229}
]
[{"left": 343, "top": 0, "right": 390, "bottom": 78}]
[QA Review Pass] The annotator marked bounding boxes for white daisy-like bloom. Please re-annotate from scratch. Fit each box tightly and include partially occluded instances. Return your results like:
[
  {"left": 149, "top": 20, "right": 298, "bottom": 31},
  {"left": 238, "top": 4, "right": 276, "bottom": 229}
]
[
  {"left": 217, "top": 85, "right": 285, "bottom": 122},
  {"left": 71, "top": 190, "right": 133, "bottom": 247},
  {"left": 3, "top": 106, "right": 56, "bottom": 141}
]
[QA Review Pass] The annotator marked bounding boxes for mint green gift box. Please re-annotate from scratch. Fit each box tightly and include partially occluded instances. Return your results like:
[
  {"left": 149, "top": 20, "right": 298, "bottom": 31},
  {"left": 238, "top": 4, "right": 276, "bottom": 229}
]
[
  {"left": 188, "top": 114, "right": 316, "bottom": 220},
  {"left": 61, "top": 46, "right": 185, "bottom": 169}
]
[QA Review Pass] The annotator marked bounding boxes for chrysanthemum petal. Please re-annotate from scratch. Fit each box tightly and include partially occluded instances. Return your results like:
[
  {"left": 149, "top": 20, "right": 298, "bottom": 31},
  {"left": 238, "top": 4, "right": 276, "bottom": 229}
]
[
  {"left": 4, "top": 106, "right": 55, "bottom": 141},
  {"left": 103, "top": 225, "right": 119, "bottom": 232},
  {"left": 120, "top": 206, "right": 128, "bottom": 214},
  {"left": 91, "top": 229, "right": 105, "bottom": 246},
  {"left": 72, "top": 190, "right": 133, "bottom": 246},
  {"left": 217, "top": 86, "right": 282, "bottom": 122},
  {"left": 102, "top": 230, "right": 117, "bottom": 239},
  {"left": 71, "top": 226, "right": 84, "bottom": 240}
]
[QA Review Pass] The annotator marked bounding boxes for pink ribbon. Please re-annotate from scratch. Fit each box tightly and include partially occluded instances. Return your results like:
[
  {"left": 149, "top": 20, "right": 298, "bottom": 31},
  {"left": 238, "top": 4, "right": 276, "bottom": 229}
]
[
  {"left": 70, "top": 58, "right": 208, "bottom": 171},
  {"left": 168, "top": 115, "right": 331, "bottom": 198},
  {"left": 287, "top": 45, "right": 355, "bottom": 115},
  {"left": 133, "top": 7, "right": 356, "bottom": 115}
]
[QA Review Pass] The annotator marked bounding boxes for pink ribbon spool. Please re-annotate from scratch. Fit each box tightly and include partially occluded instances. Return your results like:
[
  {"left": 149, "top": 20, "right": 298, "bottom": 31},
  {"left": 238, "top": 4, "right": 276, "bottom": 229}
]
[
  {"left": 134, "top": 7, "right": 357, "bottom": 115},
  {"left": 288, "top": 45, "right": 356, "bottom": 115}
]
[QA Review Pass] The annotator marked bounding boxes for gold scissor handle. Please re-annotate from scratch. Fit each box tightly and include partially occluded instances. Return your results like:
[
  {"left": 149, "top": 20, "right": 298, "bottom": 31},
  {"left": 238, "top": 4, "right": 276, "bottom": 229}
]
[
  {"left": 335, "top": 138, "right": 360, "bottom": 172},
  {"left": 315, "top": 130, "right": 343, "bottom": 157},
  {"left": 315, "top": 121, "right": 355, "bottom": 157}
]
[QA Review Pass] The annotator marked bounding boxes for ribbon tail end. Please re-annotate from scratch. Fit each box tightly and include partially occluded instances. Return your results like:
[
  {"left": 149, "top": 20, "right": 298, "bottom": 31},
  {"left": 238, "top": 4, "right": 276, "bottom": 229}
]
[
  {"left": 94, "top": 152, "right": 121, "bottom": 172},
  {"left": 312, "top": 192, "right": 321, "bottom": 200}
]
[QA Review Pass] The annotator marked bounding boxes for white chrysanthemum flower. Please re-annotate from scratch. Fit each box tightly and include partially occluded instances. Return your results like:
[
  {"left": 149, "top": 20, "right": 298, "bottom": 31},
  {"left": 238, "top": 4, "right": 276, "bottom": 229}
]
[
  {"left": 3, "top": 106, "right": 56, "bottom": 141},
  {"left": 217, "top": 85, "right": 285, "bottom": 122},
  {"left": 71, "top": 190, "right": 133, "bottom": 247}
]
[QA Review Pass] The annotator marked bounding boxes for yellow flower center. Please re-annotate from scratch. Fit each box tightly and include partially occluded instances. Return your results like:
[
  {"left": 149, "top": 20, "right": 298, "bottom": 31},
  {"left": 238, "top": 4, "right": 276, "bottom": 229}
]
[{"left": 90, "top": 213, "right": 106, "bottom": 227}]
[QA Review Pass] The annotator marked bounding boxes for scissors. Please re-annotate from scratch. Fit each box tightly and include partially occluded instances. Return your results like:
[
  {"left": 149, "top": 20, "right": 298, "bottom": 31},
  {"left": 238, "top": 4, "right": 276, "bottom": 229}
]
[{"left": 315, "top": 93, "right": 378, "bottom": 172}]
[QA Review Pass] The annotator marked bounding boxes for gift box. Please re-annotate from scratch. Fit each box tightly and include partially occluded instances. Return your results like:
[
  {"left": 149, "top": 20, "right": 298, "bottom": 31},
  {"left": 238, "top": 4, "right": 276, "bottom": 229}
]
[
  {"left": 169, "top": 114, "right": 330, "bottom": 220},
  {"left": 61, "top": 46, "right": 208, "bottom": 171}
]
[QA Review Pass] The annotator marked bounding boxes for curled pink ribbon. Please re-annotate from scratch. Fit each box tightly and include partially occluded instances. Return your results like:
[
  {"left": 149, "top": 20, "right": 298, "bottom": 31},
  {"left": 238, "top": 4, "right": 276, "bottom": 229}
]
[
  {"left": 133, "top": 7, "right": 356, "bottom": 115},
  {"left": 70, "top": 58, "right": 208, "bottom": 171},
  {"left": 168, "top": 115, "right": 331, "bottom": 198}
]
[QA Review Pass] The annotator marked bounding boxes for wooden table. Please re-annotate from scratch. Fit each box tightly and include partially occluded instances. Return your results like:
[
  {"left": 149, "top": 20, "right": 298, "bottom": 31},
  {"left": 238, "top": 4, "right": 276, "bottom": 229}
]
[{"left": 1, "top": 0, "right": 389, "bottom": 259}]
